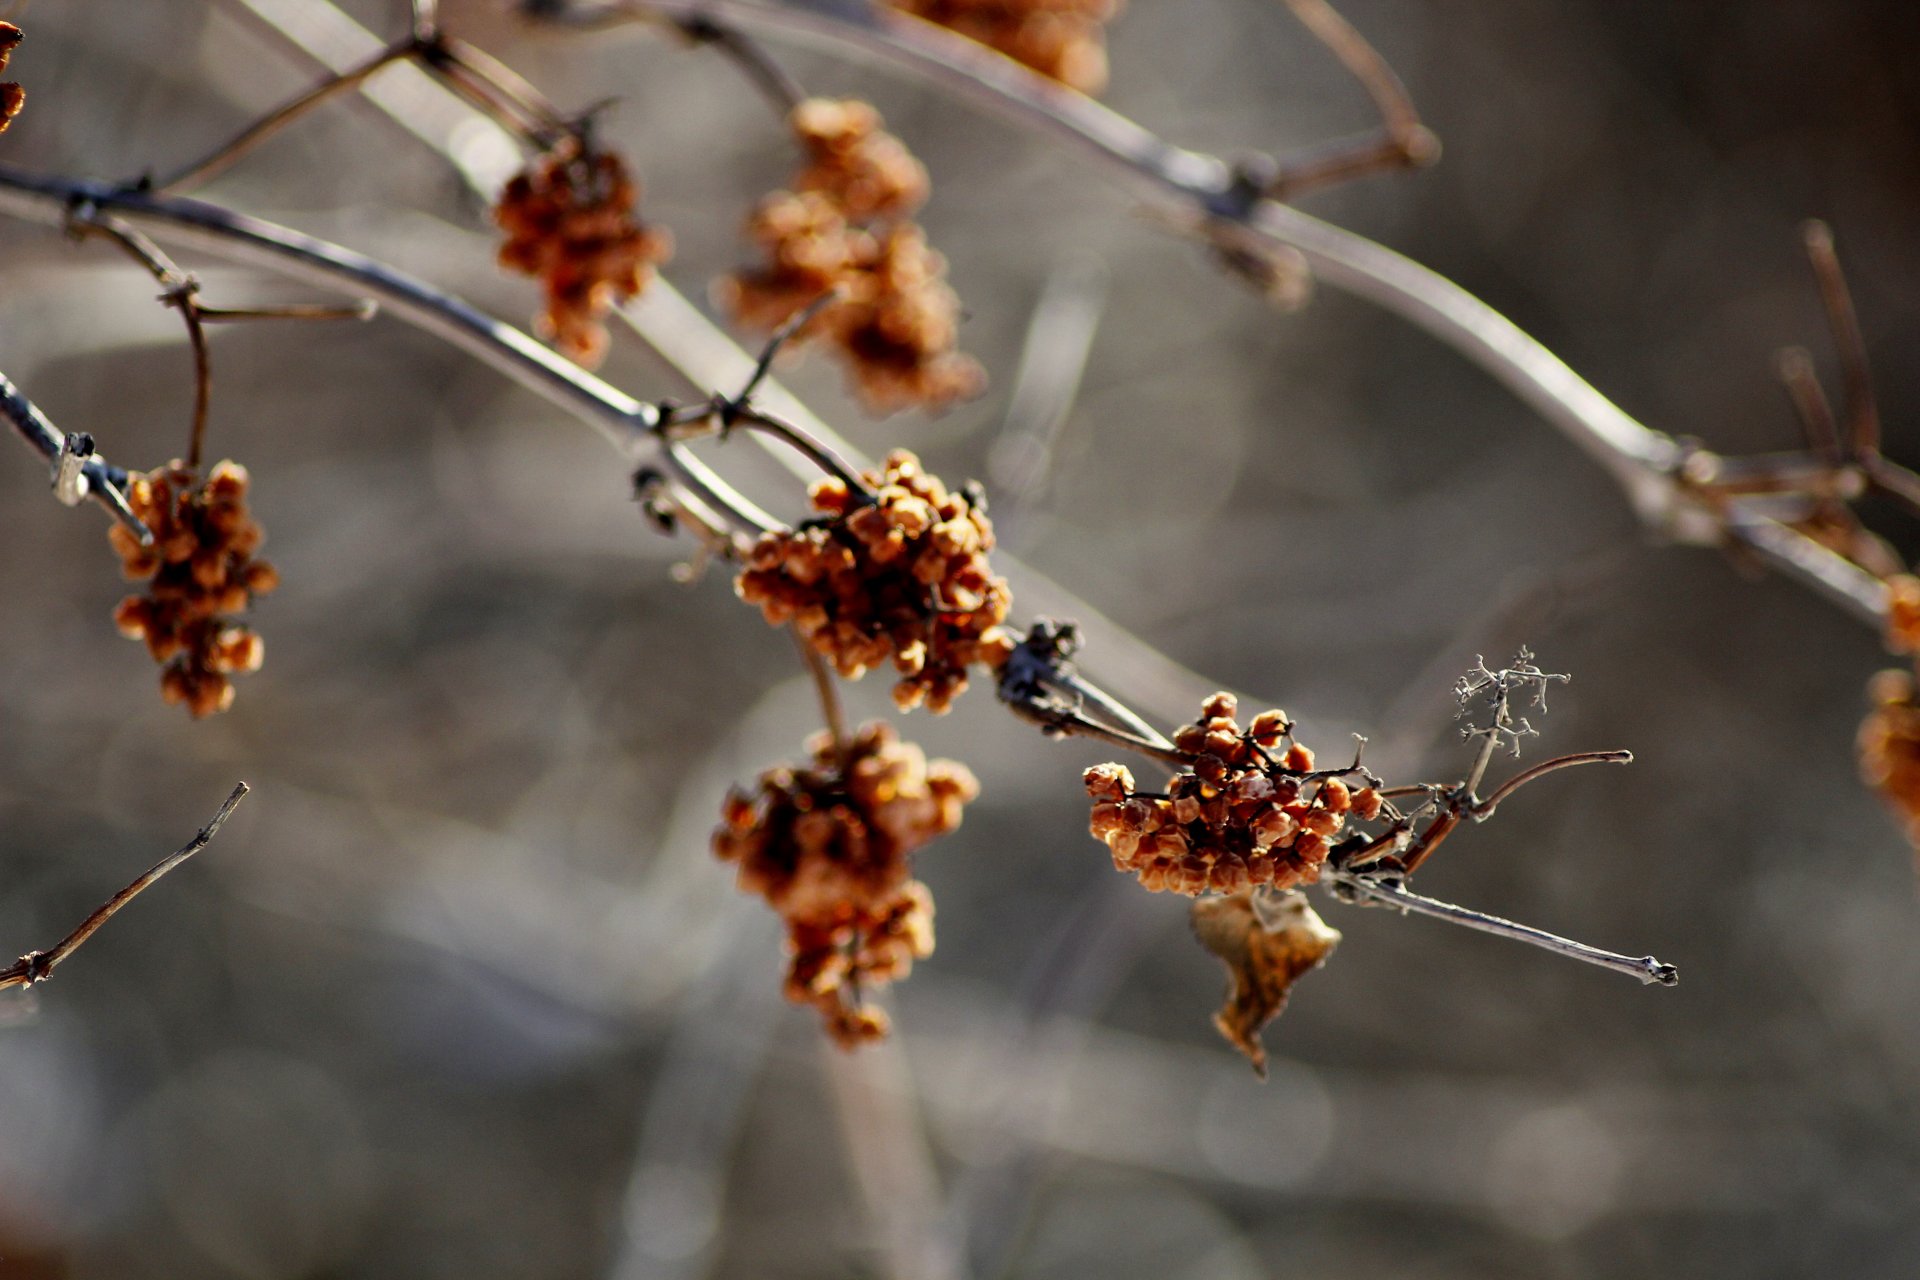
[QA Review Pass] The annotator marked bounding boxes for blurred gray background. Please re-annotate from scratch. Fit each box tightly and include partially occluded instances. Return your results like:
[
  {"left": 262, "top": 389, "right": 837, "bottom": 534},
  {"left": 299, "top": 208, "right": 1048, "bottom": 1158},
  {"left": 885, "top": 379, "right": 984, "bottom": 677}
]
[{"left": 3, "top": 0, "right": 1919, "bottom": 1276}]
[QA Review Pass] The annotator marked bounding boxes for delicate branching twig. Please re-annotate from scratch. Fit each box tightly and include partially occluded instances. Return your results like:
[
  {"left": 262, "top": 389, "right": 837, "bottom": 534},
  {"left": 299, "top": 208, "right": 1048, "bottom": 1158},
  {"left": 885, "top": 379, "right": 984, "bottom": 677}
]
[
  {"left": 0, "top": 783, "right": 249, "bottom": 993},
  {"left": 793, "top": 626, "right": 851, "bottom": 763},
  {"left": 671, "top": 12, "right": 808, "bottom": 116}
]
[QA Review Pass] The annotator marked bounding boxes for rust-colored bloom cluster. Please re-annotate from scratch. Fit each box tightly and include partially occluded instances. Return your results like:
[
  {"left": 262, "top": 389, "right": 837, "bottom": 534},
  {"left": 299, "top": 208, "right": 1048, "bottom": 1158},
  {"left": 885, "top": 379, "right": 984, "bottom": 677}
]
[
  {"left": 494, "top": 137, "right": 673, "bottom": 367},
  {"left": 1085, "top": 693, "right": 1383, "bottom": 896},
  {"left": 718, "top": 99, "right": 982, "bottom": 415},
  {"left": 890, "top": 0, "right": 1122, "bottom": 95},
  {"left": 714, "top": 721, "right": 977, "bottom": 1045},
  {"left": 1860, "top": 576, "right": 1920, "bottom": 857},
  {"left": 108, "top": 461, "right": 279, "bottom": 717},
  {"left": 1860, "top": 669, "right": 1920, "bottom": 853},
  {"left": 735, "top": 450, "right": 1016, "bottom": 712},
  {"left": 1, "top": 22, "right": 25, "bottom": 133}
]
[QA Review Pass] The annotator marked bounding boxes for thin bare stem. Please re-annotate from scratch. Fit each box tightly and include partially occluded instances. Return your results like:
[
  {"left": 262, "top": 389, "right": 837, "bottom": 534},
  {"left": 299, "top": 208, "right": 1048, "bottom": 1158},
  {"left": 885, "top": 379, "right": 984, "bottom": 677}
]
[
  {"left": 1473, "top": 749, "right": 1632, "bottom": 819},
  {"left": 1281, "top": 0, "right": 1428, "bottom": 155},
  {"left": 412, "top": 0, "right": 440, "bottom": 42},
  {"left": 1003, "top": 691, "right": 1190, "bottom": 771},
  {"left": 1802, "top": 220, "right": 1879, "bottom": 458},
  {"left": 196, "top": 299, "right": 378, "bottom": 322},
  {"left": 0, "top": 783, "right": 249, "bottom": 993},
  {"left": 1775, "top": 347, "right": 1843, "bottom": 467},
  {"left": 1862, "top": 455, "right": 1920, "bottom": 520},
  {"left": 182, "top": 303, "right": 211, "bottom": 468},
  {"left": 146, "top": 42, "right": 415, "bottom": 193},
  {"left": 793, "top": 627, "right": 850, "bottom": 761},
  {"left": 1330, "top": 871, "right": 1678, "bottom": 986},
  {"left": 720, "top": 406, "right": 870, "bottom": 494},
  {"left": 0, "top": 369, "right": 149, "bottom": 539},
  {"left": 430, "top": 35, "right": 575, "bottom": 141},
  {"left": 672, "top": 11, "right": 807, "bottom": 115}
]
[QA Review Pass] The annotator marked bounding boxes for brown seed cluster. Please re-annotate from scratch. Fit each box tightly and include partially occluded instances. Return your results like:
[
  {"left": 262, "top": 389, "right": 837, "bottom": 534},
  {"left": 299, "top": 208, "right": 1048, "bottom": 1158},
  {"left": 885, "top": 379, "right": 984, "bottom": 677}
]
[
  {"left": 107, "top": 461, "right": 279, "bottom": 718},
  {"left": 1884, "top": 574, "right": 1920, "bottom": 656},
  {"left": 717, "top": 99, "right": 982, "bottom": 415},
  {"left": 1085, "top": 693, "right": 1383, "bottom": 896},
  {"left": 494, "top": 137, "right": 673, "bottom": 368},
  {"left": 714, "top": 721, "right": 977, "bottom": 1045},
  {"left": 890, "top": 0, "right": 1122, "bottom": 95},
  {"left": 1860, "top": 669, "right": 1920, "bottom": 854},
  {"left": 1, "top": 22, "right": 24, "bottom": 133},
  {"left": 735, "top": 450, "right": 1016, "bottom": 713}
]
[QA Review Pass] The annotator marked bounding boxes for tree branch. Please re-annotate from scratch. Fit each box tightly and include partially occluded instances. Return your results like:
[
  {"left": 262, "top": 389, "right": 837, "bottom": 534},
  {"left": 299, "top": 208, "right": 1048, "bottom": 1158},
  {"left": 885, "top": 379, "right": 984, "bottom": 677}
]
[{"left": 1, "top": 783, "right": 249, "bottom": 992}]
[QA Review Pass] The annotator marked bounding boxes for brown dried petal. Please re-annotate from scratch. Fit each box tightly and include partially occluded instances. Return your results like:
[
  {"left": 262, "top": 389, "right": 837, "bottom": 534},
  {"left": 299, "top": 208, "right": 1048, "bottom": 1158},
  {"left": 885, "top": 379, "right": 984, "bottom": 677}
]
[{"left": 1190, "top": 891, "right": 1340, "bottom": 1078}]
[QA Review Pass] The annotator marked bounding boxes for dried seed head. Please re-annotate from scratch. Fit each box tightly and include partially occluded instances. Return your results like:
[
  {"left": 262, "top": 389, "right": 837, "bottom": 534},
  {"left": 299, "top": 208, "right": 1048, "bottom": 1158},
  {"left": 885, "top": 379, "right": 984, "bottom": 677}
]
[
  {"left": 0, "top": 22, "right": 21, "bottom": 134},
  {"left": 715, "top": 722, "right": 975, "bottom": 1044},
  {"left": 735, "top": 450, "right": 1014, "bottom": 712},
  {"left": 494, "top": 137, "right": 672, "bottom": 367},
  {"left": 718, "top": 99, "right": 981, "bottom": 415},
  {"left": 1886, "top": 574, "right": 1920, "bottom": 655},
  {"left": 1860, "top": 668, "right": 1920, "bottom": 857},
  {"left": 1081, "top": 695, "right": 1385, "bottom": 896},
  {"left": 108, "top": 459, "right": 277, "bottom": 717}
]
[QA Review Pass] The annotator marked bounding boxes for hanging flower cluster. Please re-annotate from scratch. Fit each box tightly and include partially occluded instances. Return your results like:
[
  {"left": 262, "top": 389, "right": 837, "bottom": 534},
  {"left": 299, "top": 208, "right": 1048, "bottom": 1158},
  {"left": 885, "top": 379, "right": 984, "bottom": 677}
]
[
  {"left": 715, "top": 721, "right": 977, "bottom": 1045},
  {"left": 494, "top": 136, "right": 673, "bottom": 367},
  {"left": 718, "top": 98, "right": 982, "bottom": 414},
  {"left": 889, "top": 0, "right": 1123, "bottom": 95},
  {"left": 735, "top": 450, "right": 1015, "bottom": 712},
  {"left": 107, "top": 461, "right": 279, "bottom": 717},
  {"left": 1085, "top": 693, "right": 1383, "bottom": 895}
]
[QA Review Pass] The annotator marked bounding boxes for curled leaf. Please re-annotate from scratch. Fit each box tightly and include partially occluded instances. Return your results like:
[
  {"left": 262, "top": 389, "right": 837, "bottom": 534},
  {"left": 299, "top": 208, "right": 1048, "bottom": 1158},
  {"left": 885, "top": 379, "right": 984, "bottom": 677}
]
[{"left": 1190, "top": 890, "right": 1340, "bottom": 1078}]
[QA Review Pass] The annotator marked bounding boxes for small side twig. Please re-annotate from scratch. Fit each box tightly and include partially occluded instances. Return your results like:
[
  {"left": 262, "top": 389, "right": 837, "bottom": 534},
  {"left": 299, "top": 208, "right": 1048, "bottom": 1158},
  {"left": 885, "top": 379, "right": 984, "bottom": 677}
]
[
  {"left": 1260, "top": 0, "right": 1439, "bottom": 201},
  {"left": 0, "top": 783, "right": 249, "bottom": 993},
  {"left": 1328, "top": 870, "right": 1678, "bottom": 986}
]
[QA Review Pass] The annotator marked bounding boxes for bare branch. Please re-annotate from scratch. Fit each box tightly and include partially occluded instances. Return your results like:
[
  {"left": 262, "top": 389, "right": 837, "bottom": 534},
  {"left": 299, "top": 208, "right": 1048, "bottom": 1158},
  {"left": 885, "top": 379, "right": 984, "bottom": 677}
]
[
  {"left": 1, "top": 367, "right": 150, "bottom": 540},
  {"left": 1329, "top": 870, "right": 1678, "bottom": 986},
  {"left": 0, "top": 783, "right": 249, "bottom": 993},
  {"left": 1801, "top": 220, "right": 1879, "bottom": 459}
]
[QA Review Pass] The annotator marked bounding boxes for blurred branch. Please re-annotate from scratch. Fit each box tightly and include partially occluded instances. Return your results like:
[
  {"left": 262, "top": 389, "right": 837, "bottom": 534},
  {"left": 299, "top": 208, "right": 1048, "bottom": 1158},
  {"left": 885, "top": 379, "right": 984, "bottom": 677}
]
[
  {"left": 1, "top": 782, "right": 249, "bottom": 992},
  {"left": 0, "top": 367, "right": 150, "bottom": 540}
]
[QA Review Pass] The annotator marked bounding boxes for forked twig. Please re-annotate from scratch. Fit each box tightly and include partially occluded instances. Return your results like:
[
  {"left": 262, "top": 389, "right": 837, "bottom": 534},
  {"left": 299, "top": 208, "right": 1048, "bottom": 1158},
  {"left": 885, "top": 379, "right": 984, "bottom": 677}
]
[{"left": 0, "top": 783, "right": 249, "bottom": 992}]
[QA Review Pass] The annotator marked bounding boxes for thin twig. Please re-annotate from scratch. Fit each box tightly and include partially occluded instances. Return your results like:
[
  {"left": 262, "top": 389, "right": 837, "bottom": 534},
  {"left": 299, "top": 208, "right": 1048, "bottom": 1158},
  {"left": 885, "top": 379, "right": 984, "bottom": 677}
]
[
  {"left": 792, "top": 626, "right": 850, "bottom": 762},
  {"left": 1264, "top": 0, "right": 1439, "bottom": 199},
  {"left": 1801, "top": 220, "right": 1879, "bottom": 459},
  {"left": 671, "top": 12, "right": 807, "bottom": 115},
  {"left": 1329, "top": 870, "right": 1678, "bottom": 986},
  {"left": 1472, "top": 749, "right": 1633, "bottom": 819},
  {"left": 196, "top": 299, "right": 378, "bottom": 322},
  {"left": 145, "top": 41, "right": 416, "bottom": 193},
  {"left": 0, "top": 783, "right": 249, "bottom": 993}
]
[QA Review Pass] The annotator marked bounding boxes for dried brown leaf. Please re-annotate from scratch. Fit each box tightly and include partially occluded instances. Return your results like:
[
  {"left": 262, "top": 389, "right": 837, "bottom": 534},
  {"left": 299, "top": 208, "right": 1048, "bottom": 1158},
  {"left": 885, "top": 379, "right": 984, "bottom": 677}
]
[{"left": 1190, "top": 890, "right": 1340, "bottom": 1078}]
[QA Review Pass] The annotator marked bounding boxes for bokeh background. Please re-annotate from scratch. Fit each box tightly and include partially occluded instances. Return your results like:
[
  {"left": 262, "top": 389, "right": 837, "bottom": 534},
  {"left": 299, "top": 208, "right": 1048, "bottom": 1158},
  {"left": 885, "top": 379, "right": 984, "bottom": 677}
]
[{"left": 3, "top": 0, "right": 1920, "bottom": 1276}]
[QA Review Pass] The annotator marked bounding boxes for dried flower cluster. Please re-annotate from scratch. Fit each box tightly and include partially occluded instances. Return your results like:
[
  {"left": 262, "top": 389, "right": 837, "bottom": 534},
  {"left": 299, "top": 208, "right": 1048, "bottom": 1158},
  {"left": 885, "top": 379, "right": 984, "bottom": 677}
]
[
  {"left": 1859, "top": 669, "right": 1920, "bottom": 853},
  {"left": 1859, "top": 576, "right": 1920, "bottom": 856},
  {"left": 107, "top": 461, "right": 279, "bottom": 717},
  {"left": 1, "top": 22, "right": 24, "bottom": 133},
  {"left": 494, "top": 137, "right": 673, "bottom": 367},
  {"left": 714, "top": 721, "right": 977, "bottom": 1044},
  {"left": 890, "top": 0, "right": 1122, "bottom": 95},
  {"left": 1084, "top": 693, "right": 1383, "bottom": 895},
  {"left": 718, "top": 98, "right": 982, "bottom": 414},
  {"left": 735, "top": 450, "right": 1016, "bottom": 712}
]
